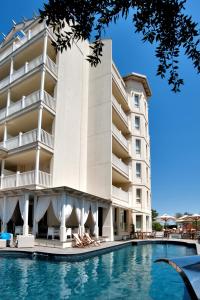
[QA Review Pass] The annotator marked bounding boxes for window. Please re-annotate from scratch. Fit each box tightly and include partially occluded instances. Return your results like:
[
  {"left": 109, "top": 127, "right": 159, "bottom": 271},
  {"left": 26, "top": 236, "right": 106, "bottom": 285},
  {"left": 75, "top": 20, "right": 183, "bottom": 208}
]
[
  {"left": 146, "top": 145, "right": 148, "bottom": 160},
  {"left": 134, "top": 94, "right": 140, "bottom": 108},
  {"left": 146, "top": 167, "right": 149, "bottom": 182},
  {"left": 147, "top": 190, "right": 149, "bottom": 205},
  {"left": 136, "top": 189, "right": 142, "bottom": 204},
  {"left": 136, "top": 139, "right": 141, "bottom": 155},
  {"left": 136, "top": 215, "right": 142, "bottom": 229},
  {"left": 136, "top": 163, "right": 141, "bottom": 178},
  {"left": 135, "top": 116, "right": 140, "bottom": 130}
]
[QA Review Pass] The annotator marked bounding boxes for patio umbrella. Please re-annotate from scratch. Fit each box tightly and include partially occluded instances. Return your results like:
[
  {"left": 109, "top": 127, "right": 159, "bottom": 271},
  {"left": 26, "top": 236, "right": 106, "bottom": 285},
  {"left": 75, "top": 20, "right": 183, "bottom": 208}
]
[
  {"left": 156, "top": 214, "right": 176, "bottom": 229},
  {"left": 182, "top": 214, "right": 200, "bottom": 229}
]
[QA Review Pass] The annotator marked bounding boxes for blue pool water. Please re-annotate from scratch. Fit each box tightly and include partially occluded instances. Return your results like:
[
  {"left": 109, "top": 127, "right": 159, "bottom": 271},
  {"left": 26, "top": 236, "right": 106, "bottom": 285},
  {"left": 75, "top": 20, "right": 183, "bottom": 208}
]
[{"left": 0, "top": 244, "right": 196, "bottom": 299}]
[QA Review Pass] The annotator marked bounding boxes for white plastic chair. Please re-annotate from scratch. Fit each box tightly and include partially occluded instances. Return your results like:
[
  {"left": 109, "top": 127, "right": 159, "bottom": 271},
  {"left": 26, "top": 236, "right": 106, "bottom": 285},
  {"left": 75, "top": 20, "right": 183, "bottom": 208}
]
[
  {"left": 47, "top": 227, "right": 55, "bottom": 239},
  {"left": 66, "top": 228, "right": 72, "bottom": 239}
]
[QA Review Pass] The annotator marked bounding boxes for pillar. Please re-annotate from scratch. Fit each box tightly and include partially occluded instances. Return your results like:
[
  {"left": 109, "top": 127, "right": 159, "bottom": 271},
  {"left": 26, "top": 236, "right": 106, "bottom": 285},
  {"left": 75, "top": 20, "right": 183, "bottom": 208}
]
[
  {"left": 3, "top": 123, "right": 7, "bottom": 148},
  {"left": 9, "top": 57, "right": 14, "bottom": 83},
  {"left": 23, "top": 193, "right": 29, "bottom": 236},
  {"left": 80, "top": 198, "right": 85, "bottom": 236},
  {"left": 94, "top": 202, "right": 99, "bottom": 238},
  {"left": 2, "top": 196, "right": 7, "bottom": 232},
  {"left": 35, "top": 146, "right": 40, "bottom": 185},
  {"left": 60, "top": 193, "right": 66, "bottom": 242},
  {"left": 32, "top": 195, "right": 38, "bottom": 236},
  {"left": 6, "top": 89, "right": 10, "bottom": 117},
  {"left": 37, "top": 105, "right": 43, "bottom": 141},
  {"left": 102, "top": 205, "right": 114, "bottom": 241}
]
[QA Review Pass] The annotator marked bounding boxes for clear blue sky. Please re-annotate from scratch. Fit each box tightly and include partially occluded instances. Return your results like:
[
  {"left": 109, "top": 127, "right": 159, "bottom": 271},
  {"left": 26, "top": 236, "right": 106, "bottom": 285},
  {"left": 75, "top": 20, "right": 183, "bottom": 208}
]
[{"left": 1, "top": 1, "right": 200, "bottom": 215}]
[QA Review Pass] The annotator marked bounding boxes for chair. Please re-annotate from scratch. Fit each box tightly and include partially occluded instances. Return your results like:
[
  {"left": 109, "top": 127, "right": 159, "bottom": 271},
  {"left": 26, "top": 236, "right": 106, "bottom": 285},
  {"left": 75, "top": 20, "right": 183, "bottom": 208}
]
[
  {"left": 47, "top": 227, "right": 55, "bottom": 239},
  {"left": 15, "top": 226, "right": 23, "bottom": 235},
  {"left": 66, "top": 228, "right": 72, "bottom": 239},
  {"left": 155, "top": 231, "right": 164, "bottom": 238},
  {"left": 73, "top": 233, "right": 85, "bottom": 248},
  {"left": 84, "top": 233, "right": 101, "bottom": 246}
]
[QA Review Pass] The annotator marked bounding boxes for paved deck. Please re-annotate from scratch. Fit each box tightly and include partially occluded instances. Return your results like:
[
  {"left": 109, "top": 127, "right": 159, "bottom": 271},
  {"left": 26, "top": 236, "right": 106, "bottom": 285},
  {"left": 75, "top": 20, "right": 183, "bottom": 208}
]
[{"left": 0, "top": 238, "right": 199, "bottom": 257}]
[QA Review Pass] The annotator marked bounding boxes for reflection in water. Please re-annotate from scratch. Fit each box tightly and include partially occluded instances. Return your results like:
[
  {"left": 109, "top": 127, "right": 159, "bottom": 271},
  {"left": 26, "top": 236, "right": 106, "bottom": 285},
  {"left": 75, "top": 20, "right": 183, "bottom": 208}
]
[{"left": 0, "top": 244, "right": 196, "bottom": 300}]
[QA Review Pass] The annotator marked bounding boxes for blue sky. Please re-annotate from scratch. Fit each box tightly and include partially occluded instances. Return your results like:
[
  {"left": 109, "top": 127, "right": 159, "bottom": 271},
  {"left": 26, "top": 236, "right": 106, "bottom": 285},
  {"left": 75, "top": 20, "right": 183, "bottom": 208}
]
[{"left": 1, "top": 1, "right": 200, "bottom": 215}]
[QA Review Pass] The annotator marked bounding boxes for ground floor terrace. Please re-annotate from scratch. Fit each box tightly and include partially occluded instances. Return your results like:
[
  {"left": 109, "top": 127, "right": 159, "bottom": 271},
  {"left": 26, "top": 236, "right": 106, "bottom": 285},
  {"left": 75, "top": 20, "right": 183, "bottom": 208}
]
[{"left": 0, "top": 186, "right": 151, "bottom": 244}]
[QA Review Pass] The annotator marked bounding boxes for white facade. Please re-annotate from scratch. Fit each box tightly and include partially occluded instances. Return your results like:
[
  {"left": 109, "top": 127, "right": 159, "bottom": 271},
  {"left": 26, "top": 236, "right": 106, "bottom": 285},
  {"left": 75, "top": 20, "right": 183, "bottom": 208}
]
[{"left": 0, "top": 18, "right": 152, "bottom": 243}]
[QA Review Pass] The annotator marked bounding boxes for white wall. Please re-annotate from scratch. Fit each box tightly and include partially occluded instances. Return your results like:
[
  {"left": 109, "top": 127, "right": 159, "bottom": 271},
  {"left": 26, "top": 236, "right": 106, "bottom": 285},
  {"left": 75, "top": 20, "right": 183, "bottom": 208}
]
[{"left": 87, "top": 40, "right": 112, "bottom": 199}]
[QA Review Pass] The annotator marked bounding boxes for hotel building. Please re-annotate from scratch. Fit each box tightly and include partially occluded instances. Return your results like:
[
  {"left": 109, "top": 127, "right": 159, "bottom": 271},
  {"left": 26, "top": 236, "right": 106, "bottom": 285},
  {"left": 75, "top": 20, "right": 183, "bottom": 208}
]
[{"left": 0, "top": 18, "right": 152, "bottom": 244}]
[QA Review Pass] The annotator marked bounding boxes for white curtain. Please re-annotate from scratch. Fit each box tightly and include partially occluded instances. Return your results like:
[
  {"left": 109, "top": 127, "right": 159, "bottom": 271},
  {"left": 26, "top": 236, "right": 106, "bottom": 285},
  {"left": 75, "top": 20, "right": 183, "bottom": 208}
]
[
  {"left": 19, "top": 197, "right": 26, "bottom": 221},
  {"left": 83, "top": 200, "right": 90, "bottom": 225},
  {"left": 91, "top": 202, "right": 98, "bottom": 225},
  {"left": 65, "top": 195, "right": 73, "bottom": 222},
  {"left": 51, "top": 196, "right": 62, "bottom": 222},
  {"left": 4, "top": 197, "right": 18, "bottom": 224},
  {"left": 0, "top": 198, "right": 4, "bottom": 220},
  {"left": 74, "top": 198, "right": 81, "bottom": 225},
  {"left": 35, "top": 196, "right": 50, "bottom": 223}
]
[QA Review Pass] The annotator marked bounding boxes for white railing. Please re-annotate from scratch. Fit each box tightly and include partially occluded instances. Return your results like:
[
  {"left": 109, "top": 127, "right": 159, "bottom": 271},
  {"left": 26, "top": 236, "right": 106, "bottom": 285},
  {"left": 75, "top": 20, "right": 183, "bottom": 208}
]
[
  {"left": 112, "top": 96, "right": 128, "bottom": 124},
  {"left": 112, "top": 63, "right": 128, "bottom": 101},
  {"left": 46, "top": 56, "right": 58, "bottom": 75},
  {"left": 39, "top": 171, "right": 52, "bottom": 187},
  {"left": 43, "top": 91, "right": 56, "bottom": 111},
  {"left": 0, "top": 76, "right": 10, "bottom": 89},
  {"left": 0, "top": 90, "right": 56, "bottom": 122},
  {"left": 112, "top": 124, "right": 129, "bottom": 149},
  {"left": 112, "top": 185, "right": 129, "bottom": 203},
  {"left": 41, "top": 129, "right": 54, "bottom": 148},
  {"left": 112, "top": 153, "right": 129, "bottom": 176},
  {"left": 0, "top": 129, "right": 54, "bottom": 151},
  {"left": 1, "top": 170, "right": 52, "bottom": 189},
  {"left": 0, "top": 22, "right": 46, "bottom": 62}
]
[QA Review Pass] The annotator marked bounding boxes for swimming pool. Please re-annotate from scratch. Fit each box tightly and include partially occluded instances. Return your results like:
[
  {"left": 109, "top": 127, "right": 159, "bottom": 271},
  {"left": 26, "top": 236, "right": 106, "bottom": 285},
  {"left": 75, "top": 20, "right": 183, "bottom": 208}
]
[{"left": 0, "top": 243, "right": 196, "bottom": 299}]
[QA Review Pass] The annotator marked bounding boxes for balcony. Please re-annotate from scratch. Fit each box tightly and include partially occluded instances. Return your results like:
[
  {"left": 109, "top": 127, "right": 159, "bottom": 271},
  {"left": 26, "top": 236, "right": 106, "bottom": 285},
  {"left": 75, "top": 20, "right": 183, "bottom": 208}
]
[
  {"left": 1, "top": 170, "right": 52, "bottom": 189},
  {"left": 0, "top": 129, "right": 54, "bottom": 153},
  {"left": 112, "top": 153, "right": 129, "bottom": 177},
  {"left": 112, "top": 185, "right": 129, "bottom": 203},
  {"left": 0, "top": 91, "right": 56, "bottom": 122},
  {"left": 112, "top": 96, "right": 128, "bottom": 125},
  {"left": 112, "top": 124, "right": 129, "bottom": 150},
  {"left": 0, "top": 22, "right": 46, "bottom": 62},
  {"left": 112, "top": 64, "right": 128, "bottom": 102},
  {"left": 0, "top": 55, "right": 58, "bottom": 91}
]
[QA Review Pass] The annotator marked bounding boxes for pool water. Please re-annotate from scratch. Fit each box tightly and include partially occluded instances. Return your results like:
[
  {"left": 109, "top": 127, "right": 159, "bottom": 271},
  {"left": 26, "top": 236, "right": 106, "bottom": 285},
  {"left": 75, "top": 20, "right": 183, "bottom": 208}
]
[{"left": 0, "top": 244, "right": 196, "bottom": 300}]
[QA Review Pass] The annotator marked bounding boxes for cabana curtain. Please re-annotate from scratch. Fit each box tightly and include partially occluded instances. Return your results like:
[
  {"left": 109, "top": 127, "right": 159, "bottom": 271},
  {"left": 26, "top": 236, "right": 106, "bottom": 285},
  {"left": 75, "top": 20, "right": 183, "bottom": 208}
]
[
  {"left": 83, "top": 199, "right": 90, "bottom": 225},
  {"left": 4, "top": 197, "right": 18, "bottom": 224},
  {"left": 19, "top": 197, "right": 26, "bottom": 221},
  {"left": 0, "top": 198, "right": 4, "bottom": 220},
  {"left": 35, "top": 196, "right": 50, "bottom": 223},
  {"left": 91, "top": 202, "right": 98, "bottom": 225},
  {"left": 51, "top": 196, "right": 62, "bottom": 222},
  {"left": 65, "top": 195, "right": 73, "bottom": 222}
]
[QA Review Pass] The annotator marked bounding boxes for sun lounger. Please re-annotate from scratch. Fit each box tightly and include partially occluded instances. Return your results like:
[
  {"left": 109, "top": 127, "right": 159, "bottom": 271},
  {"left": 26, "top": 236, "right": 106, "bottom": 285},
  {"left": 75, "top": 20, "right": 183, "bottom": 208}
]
[
  {"left": 73, "top": 233, "right": 85, "bottom": 248},
  {"left": 83, "top": 233, "right": 101, "bottom": 246}
]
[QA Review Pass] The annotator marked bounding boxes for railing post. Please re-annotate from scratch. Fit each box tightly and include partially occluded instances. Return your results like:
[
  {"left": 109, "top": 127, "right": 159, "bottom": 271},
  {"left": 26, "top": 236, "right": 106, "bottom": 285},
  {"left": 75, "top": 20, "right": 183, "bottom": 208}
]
[
  {"left": 22, "top": 95, "right": 25, "bottom": 109},
  {"left": 25, "top": 62, "right": 29, "bottom": 73},
  {"left": 19, "top": 132, "right": 22, "bottom": 147},
  {"left": 42, "top": 34, "right": 48, "bottom": 64},
  {"left": 16, "top": 171, "right": 20, "bottom": 187},
  {"left": 23, "top": 193, "right": 29, "bottom": 236},
  {"left": 3, "top": 123, "right": 7, "bottom": 148},
  {"left": 9, "top": 57, "right": 14, "bottom": 83},
  {"left": 28, "top": 29, "right": 31, "bottom": 40},
  {"left": 37, "top": 105, "right": 43, "bottom": 142}
]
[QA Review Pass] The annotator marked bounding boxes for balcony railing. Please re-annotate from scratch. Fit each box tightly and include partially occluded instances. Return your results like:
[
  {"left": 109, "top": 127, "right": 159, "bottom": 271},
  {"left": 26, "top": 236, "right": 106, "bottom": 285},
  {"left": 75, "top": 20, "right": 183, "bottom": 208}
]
[
  {"left": 112, "top": 185, "right": 129, "bottom": 203},
  {"left": 0, "top": 22, "right": 46, "bottom": 62},
  {"left": 112, "top": 123, "right": 129, "bottom": 150},
  {"left": 0, "top": 128, "right": 54, "bottom": 151},
  {"left": 112, "top": 153, "right": 129, "bottom": 176},
  {"left": 1, "top": 170, "right": 52, "bottom": 189},
  {"left": 0, "top": 90, "right": 56, "bottom": 122},
  {"left": 112, "top": 63, "right": 128, "bottom": 101},
  {"left": 112, "top": 96, "right": 128, "bottom": 124},
  {"left": 0, "top": 55, "right": 58, "bottom": 91}
]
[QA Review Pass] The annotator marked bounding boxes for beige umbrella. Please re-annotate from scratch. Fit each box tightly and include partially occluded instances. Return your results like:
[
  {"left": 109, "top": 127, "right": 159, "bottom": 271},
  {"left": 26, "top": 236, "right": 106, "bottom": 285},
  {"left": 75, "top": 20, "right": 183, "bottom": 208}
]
[
  {"left": 182, "top": 214, "right": 200, "bottom": 229},
  {"left": 156, "top": 213, "right": 176, "bottom": 228}
]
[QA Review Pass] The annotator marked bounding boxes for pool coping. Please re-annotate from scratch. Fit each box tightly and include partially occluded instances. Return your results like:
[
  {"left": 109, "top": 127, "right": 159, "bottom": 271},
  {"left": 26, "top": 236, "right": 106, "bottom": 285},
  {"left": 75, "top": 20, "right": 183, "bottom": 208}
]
[{"left": 0, "top": 238, "right": 199, "bottom": 261}]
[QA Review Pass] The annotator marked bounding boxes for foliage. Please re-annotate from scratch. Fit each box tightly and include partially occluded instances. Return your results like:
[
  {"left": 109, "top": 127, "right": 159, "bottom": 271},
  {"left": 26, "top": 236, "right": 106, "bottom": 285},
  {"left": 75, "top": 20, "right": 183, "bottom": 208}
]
[
  {"left": 152, "top": 222, "right": 163, "bottom": 231},
  {"left": 151, "top": 209, "right": 159, "bottom": 222},
  {"left": 40, "top": 0, "right": 200, "bottom": 92}
]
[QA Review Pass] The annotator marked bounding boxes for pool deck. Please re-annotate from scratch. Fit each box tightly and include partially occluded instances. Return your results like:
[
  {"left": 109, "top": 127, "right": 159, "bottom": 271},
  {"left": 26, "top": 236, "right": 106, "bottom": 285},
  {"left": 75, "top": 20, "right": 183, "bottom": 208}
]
[{"left": 0, "top": 238, "right": 199, "bottom": 258}]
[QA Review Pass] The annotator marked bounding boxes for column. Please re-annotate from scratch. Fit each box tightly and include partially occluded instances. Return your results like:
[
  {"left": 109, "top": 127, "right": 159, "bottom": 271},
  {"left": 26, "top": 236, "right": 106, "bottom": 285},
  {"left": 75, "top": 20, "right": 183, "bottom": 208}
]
[
  {"left": 2, "top": 196, "right": 7, "bottom": 232},
  {"left": 6, "top": 89, "right": 10, "bottom": 117},
  {"left": 23, "top": 193, "right": 29, "bottom": 235},
  {"left": 32, "top": 195, "right": 38, "bottom": 236},
  {"left": 102, "top": 205, "right": 114, "bottom": 241},
  {"left": 94, "top": 202, "right": 99, "bottom": 238},
  {"left": 60, "top": 193, "right": 66, "bottom": 242},
  {"left": 35, "top": 146, "right": 40, "bottom": 185},
  {"left": 3, "top": 123, "right": 7, "bottom": 148},
  {"left": 80, "top": 198, "right": 85, "bottom": 236},
  {"left": 9, "top": 57, "right": 14, "bottom": 83},
  {"left": 37, "top": 105, "right": 43, "bottom": 141},
  {"left": 42, "top": 34, "right": 48, "bottom": 64}
]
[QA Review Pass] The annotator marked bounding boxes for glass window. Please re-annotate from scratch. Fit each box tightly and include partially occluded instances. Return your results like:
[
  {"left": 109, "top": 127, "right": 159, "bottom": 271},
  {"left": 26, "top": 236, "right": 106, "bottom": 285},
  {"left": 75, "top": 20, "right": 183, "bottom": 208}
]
[
  {"left": 136, "top": 163, "right": 141, "bottom": 178},
  {"left": 136, "top": 139, "right": 141, "bottom": 154},
  {"left": 147, "top": 190, "right": 149, "bottom": 205},
  {"left": 134, "top": 94, "right": 140, "bottom": 108},
  {"left": 135, "top": 116, "right": 140, "bottom": 130},
  {"left": 136, "top": 215, "right": 142, "bottom": 229},
  {"left": 136, "top": 189, "right": 142, "bottom": 203}
]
